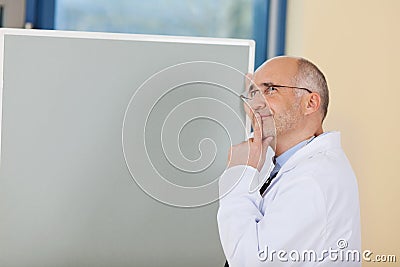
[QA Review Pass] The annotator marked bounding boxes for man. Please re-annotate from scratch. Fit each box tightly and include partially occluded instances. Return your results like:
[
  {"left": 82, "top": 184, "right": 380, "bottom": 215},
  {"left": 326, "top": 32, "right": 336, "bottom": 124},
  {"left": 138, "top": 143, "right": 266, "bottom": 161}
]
[{"left": 217, "top": 56, "right": 361, "bottom": 266}]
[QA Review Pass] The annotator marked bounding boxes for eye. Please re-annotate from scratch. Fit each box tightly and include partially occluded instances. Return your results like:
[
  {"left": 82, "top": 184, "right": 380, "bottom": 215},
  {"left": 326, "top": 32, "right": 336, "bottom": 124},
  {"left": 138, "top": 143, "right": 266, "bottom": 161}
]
[
  {"left": 249, "top": 89, "right": 258, "bottom": 98},
  {"left": 265, "top": 86, "right": 278, "bottom": 94}
]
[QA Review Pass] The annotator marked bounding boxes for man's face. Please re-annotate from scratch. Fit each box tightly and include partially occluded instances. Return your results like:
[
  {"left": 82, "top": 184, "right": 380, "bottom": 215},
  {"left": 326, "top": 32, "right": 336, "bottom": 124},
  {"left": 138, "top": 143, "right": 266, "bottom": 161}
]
[{"left": 244, "top": 57, "right": 305, "bottom": 139}]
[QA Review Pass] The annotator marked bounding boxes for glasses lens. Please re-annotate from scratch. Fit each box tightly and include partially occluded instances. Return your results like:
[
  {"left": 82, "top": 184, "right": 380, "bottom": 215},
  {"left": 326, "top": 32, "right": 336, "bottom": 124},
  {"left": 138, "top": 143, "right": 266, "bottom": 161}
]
[{"left": 240, "top": 90, "right": 249, "bottom": 100}]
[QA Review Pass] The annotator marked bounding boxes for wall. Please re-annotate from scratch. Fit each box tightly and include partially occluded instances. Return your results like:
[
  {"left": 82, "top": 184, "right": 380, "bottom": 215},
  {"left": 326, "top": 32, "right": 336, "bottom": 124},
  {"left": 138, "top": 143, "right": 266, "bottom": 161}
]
[
  {"left": 286, "top": 0, "right": 400, "bottom": 265},
  {"left": 0, "top": 0, "right": 25, "bottom": 27}
]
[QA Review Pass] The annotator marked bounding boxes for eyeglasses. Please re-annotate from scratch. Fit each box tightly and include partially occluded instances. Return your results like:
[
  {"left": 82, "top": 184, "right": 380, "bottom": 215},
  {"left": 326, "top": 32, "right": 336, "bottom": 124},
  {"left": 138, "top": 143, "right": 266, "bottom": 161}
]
[{"left": 240, "top": 82, "right": 313, "bottom": 102}]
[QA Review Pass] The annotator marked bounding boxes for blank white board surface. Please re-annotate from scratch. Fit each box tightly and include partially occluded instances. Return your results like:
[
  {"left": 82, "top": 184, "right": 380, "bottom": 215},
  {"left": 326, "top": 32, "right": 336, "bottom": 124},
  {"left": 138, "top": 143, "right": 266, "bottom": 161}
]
[{"left": 0, "top": 29, "right": 254, "bottom": 267}]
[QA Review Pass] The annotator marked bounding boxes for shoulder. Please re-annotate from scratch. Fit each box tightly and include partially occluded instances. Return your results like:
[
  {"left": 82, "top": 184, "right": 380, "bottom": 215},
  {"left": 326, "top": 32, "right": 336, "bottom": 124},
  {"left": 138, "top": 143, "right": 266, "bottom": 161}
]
[
  {"left": 282, "top": 132, "right": 356, "bottom": 182},
  {"left": 274, "top": 137, "right": 359, "bottom": 214},
  {"left": 272, "top": 132, "right": 358, "bottom": 200}
]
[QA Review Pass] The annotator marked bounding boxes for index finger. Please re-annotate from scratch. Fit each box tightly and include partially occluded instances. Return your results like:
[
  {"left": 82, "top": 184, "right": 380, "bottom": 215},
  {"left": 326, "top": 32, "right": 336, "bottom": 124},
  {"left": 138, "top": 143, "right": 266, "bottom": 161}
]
[{"left": 252, "top": 113, "right": 263, "bottom": 144}]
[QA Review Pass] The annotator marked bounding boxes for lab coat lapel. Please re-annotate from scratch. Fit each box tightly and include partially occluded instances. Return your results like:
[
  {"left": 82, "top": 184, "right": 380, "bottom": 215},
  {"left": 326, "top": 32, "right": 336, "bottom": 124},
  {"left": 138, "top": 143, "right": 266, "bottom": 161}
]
[{"left": 274, "top": 131, "right": 342, "bottom": 178}]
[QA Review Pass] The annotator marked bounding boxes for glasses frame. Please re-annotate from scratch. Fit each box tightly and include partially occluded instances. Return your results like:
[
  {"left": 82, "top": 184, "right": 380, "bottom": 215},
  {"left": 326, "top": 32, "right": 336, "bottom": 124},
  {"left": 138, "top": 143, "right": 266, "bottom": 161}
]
[{"left": 240, "top": 82, "right": 313, "bottom": 101}]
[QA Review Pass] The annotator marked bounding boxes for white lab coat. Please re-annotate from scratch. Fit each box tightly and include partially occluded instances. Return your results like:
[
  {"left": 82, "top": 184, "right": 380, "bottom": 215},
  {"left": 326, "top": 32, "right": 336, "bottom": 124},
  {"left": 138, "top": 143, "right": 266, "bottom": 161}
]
[{"left": 217, "top": 132, "right": 361, "bottom": 266}]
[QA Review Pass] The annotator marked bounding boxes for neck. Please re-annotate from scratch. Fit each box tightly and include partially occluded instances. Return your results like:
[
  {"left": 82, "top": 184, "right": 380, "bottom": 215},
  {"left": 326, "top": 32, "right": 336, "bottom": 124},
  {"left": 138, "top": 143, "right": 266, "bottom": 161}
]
[{"left": 275, "top": 127, "right": 322, "bottom": 156}]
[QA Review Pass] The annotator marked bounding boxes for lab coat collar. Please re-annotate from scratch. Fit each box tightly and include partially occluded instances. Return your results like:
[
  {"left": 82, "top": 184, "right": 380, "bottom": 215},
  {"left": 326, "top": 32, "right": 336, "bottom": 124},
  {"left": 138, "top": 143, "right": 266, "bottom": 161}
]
[{"left": 275, "top": 131, "right": 342, "bottom": 176}]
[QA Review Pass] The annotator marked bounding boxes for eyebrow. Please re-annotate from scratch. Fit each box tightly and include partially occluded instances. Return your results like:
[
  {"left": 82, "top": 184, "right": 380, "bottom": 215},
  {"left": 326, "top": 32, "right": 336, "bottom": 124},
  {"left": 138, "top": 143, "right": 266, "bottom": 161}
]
[
  {"left": 248, "top": 84, "right": 254, "bottom": 91},
  {"left": 261, "top": 82, "right": 274, "bottom": 87},
  {"left": 248, "top": 82, "right": 274, "bottom": 91}
]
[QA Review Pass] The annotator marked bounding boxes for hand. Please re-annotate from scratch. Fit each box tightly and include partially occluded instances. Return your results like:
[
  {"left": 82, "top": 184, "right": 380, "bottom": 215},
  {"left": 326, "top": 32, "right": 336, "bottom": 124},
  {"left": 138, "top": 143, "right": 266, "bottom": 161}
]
[{"left": 227, "top": 113, "right": 273, "bottom": 172}]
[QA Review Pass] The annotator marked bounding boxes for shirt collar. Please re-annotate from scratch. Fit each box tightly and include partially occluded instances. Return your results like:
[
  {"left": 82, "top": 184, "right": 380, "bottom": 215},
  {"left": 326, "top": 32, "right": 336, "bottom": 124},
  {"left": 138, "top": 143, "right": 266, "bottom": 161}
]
[{"left": 275, "top": 136, "right": 315, "bottom": 169}]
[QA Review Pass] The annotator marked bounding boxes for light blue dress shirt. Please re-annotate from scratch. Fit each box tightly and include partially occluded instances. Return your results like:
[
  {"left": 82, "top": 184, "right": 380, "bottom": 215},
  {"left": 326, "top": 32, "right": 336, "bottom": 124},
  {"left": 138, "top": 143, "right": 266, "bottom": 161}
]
[{"left": 273, "top": 136, "right": 314, "bottom": 176}]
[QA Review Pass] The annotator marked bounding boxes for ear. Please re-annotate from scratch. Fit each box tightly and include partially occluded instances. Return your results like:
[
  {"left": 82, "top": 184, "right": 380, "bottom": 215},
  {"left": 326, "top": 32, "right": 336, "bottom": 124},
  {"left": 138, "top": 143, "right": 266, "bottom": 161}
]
[{"left": 304, "top": 93, "right": 321, "bottom": 116}]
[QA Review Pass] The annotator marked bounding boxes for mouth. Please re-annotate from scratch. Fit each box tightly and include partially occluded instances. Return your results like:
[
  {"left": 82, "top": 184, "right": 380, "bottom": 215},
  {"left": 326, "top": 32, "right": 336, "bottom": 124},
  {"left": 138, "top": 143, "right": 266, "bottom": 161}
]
[{"left": 260, "top": 114, "right": 273, "bottom": 120}]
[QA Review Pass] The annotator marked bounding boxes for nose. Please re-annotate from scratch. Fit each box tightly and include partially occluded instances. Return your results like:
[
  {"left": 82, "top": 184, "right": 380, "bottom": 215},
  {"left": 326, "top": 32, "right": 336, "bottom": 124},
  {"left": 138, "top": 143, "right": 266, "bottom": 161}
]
[{"left": 250, "top": 93, "right": 267, "bottom": 111}]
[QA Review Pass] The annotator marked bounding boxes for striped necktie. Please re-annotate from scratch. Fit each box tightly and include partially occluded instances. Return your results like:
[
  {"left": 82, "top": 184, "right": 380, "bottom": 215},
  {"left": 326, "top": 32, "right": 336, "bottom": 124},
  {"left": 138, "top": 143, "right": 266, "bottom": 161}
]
[{"left": 259, "top": 162, "right": 280, "bottom": 195}]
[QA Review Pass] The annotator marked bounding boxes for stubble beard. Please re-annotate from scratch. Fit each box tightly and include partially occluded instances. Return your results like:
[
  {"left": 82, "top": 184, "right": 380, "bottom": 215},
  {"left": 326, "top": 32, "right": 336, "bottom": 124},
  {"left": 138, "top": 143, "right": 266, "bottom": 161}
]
[{"left": 274, "top": 101, "right": 302, "bottom": 136}]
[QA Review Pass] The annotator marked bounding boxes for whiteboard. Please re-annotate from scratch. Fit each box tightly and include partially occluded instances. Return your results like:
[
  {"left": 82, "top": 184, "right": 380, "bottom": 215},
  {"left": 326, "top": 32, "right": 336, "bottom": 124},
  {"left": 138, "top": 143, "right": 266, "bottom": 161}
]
[{"left": 0, "top": 29, "right": 254, "bottom": 267}]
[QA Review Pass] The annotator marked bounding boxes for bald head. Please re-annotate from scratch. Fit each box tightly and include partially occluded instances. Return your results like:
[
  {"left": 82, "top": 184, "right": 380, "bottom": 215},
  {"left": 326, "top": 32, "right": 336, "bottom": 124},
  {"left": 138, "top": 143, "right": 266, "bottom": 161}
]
[
  {"left": 246, "top": 56, "right": 328, "bottom": 154},
  {"left": 256, "top": 56, "right": 329, "bottom": 121},
  {"left": 255, "top": 56, "right": 299, "bottom": 85}
]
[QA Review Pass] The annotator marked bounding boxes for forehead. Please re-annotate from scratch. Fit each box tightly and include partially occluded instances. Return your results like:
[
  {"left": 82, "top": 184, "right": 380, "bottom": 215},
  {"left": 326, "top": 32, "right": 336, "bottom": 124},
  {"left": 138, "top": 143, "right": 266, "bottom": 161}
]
[{"left": 253, "top": 58, "right": 299, "bottom": 85}]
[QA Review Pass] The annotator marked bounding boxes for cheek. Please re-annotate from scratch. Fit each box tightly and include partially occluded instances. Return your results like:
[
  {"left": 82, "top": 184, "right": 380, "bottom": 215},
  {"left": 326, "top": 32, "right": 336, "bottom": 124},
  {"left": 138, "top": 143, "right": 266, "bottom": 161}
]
[
  {"left": 243, "top": 103, "right": 259, "bottom": 127},
  {"left": 265, "top": 100, "right": 277, "bottom": 114},
  {"left": 268, "top": 98, "right": 294, "bottom": 115},
  {"left": 243, "top": 102, "right": 253, "bottom": 118}
]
